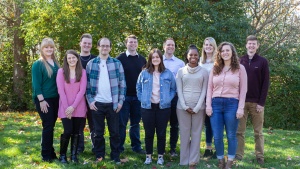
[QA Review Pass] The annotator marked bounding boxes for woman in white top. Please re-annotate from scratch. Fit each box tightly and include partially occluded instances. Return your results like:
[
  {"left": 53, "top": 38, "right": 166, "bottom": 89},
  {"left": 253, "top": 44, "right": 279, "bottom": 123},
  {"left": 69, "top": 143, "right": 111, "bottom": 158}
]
[
  {"left": 200, "top": 37, "right": 218, "bottom": 158},
  {"left": 176, "top": 45, "right": 208, "bottom": 167}
]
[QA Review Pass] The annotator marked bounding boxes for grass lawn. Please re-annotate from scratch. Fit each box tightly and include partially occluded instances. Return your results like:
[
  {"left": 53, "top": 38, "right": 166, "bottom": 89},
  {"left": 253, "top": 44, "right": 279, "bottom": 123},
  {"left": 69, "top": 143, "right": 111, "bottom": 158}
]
[{"left": 0, "top": 111, "right": 299, "bottom": 169}]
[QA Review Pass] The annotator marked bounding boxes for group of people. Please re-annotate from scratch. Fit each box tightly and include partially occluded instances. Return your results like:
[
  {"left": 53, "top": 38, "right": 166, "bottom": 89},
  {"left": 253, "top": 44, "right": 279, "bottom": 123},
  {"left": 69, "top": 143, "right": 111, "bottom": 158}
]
[{"left": 31, "top": 34, "right": 269, "bottom": 169}]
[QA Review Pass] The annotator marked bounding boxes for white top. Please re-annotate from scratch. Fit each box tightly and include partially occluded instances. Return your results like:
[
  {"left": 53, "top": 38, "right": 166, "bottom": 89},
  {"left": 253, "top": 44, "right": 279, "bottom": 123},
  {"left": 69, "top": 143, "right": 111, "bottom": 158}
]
[
  {"left": 151, "top": 71, "right": 160, "bottom": 103},
  {"left": 95, "top": 59, "right": 112, "bottom": 103},
  {"left": 199, "top": 59, "right": 214, "bottom": 73}
]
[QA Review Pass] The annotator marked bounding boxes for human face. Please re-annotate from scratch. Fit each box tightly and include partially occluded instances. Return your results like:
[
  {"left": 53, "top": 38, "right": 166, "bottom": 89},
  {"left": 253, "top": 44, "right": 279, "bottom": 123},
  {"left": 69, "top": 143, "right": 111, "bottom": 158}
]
[
  {"left": 80, "top": 38, "right": 92, "bottom": 54},
  {"left": 187, "top": 49, "right": 199, "bottom": 65},
  {"left": 152, "top": 52, "right": 161, "bottom": 67},
  {"left": 221, "top": 45, "right": 232, "bottom": 62},
  {"left": 98, "top": 39, "right": 111, "bottom": 56},
  {"left": 42, "top": 46, "right": 54, "bottom": 58},
  {"left": 67, "top": 54, "right": 78, "bottom": 68},
  {"left": 204, "top": 39, "right": 214, "bottom": 54},
  {"left": 163, "top": 40, "right": 175, "bottom": 56},
  {"left": 126, "top": 38, "right": 138, "bottom": 52},
  {"left": 246, "top": 40, "right": 259, "bottom": 55}
]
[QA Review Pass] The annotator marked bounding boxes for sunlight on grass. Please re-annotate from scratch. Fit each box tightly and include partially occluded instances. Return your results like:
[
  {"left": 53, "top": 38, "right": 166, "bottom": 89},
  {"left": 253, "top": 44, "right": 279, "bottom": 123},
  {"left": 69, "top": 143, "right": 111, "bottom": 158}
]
[{"left": 0, "top": 147, "right": 21, "bottom": 157}]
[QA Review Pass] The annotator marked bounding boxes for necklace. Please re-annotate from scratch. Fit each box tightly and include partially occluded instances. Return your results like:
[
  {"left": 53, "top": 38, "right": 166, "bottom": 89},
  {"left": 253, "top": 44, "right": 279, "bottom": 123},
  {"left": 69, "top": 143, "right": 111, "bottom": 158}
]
[{"left": 80, "top": 54, "right": 91, "bottom": 61}]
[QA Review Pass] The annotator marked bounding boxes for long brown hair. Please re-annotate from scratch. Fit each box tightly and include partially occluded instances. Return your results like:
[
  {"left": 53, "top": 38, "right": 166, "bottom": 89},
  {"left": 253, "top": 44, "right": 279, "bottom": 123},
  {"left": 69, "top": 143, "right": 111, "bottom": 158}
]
[
  {"left": 39, "top": 38, "right": 60, "bottom": 77},
  {"left": 213, "top": 42, "right": 240, "bottom": 75},
  {"left": 144, "top": 48, "right": 165, "bottom": 73},
  {"left": 63, "top": 50, "right": 83, "bottom": 83}
]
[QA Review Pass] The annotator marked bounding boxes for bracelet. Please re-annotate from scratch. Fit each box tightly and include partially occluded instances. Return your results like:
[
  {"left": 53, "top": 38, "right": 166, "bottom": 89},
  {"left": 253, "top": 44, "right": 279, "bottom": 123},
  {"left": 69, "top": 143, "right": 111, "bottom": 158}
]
[{"left": 39, "top": 99, "right": 45, "bottom": 102}]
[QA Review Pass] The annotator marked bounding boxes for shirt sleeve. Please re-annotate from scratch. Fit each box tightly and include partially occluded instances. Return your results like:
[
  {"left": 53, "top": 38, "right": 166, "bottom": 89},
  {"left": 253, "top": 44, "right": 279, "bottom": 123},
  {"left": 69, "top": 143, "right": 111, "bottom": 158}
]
[
  {"left": 71, "top": 69, "right": 87, "bottom": 108},
  {"left": 193, "top": 70, "right": 209, "bottom": 113},
  {"left": 31, "top": 61, "right": 43, "bottom": 96},
  {"left": 56, "top": 69, "right": 68, "bottom": 111},
  {"left": 176, "top": 68, "right": 189, "bottom": 110},
  {"left": 237, "top": 65, "right": 248, "bottom": 114},
  {"left": 85, "top": 62, "right": 94, "bottom": 105},
  {"left": 206, "top": 70, "right": 214, "bottom": 111},
  {"left": 258, "top": 59, "right": 270, "bottom": 106},
  {"left": 118, "top": 62, "right": 126, "bottom": 105}
]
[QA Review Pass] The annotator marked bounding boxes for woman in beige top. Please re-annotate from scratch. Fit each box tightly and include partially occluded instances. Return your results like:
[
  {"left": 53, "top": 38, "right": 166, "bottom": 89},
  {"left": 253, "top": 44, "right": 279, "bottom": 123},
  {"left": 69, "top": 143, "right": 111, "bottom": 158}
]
[{"left": 176, "top": 45, "right": 209, "bottom": 167}]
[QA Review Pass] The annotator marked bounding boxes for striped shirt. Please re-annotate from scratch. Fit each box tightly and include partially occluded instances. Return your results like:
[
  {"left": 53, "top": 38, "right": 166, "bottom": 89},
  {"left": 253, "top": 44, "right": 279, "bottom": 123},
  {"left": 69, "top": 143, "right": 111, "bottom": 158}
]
[{"left": 86, "top": 56, "right": 126, "bottom": 110}]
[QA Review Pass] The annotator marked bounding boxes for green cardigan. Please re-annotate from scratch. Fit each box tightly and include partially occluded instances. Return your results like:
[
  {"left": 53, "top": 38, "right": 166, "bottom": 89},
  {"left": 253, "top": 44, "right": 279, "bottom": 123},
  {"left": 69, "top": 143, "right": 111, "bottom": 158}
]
[{"left": 31, "top": 59, "right": 59, "bottom": 100}]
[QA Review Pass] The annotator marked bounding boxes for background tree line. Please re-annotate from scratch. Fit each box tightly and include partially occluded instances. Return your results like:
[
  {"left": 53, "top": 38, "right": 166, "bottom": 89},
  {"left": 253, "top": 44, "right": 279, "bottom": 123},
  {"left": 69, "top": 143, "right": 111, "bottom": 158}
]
[{"left": 0, "top": 0, "right": 299, "bottom": 130}]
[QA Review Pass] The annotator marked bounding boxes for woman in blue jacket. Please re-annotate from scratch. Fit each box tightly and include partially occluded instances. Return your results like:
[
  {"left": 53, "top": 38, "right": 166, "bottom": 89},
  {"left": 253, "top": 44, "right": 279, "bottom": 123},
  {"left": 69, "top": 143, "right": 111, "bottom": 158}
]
[{"left": 136, "top": 48, "right": 176, "bottom": 165}]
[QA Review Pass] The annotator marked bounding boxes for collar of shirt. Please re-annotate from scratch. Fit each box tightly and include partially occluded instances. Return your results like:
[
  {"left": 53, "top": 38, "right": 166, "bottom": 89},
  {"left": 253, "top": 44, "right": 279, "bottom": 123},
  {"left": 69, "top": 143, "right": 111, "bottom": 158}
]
[
  {"left": 163, "top": 55, "right": 175, "bottom": 61},
  {"left": 126, "top": 50, "right": 139, "bottom": 57}
]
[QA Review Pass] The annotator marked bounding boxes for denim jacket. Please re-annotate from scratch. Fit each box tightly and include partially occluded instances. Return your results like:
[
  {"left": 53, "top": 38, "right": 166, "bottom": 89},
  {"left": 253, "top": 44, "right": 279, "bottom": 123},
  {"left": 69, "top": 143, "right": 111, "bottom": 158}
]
[{"left": 136, "top": 68, "right": 176, "bottom": 109}]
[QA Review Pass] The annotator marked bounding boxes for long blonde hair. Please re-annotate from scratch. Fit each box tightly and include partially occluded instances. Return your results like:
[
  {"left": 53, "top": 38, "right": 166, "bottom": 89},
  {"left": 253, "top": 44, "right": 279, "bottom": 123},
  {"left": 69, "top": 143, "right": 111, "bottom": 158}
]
[
  {"left": 39, "top": 38, "right": 60, "bottom": 77},
  {"left": 201, "top": 37, "right": 217, "bottom": 64}
]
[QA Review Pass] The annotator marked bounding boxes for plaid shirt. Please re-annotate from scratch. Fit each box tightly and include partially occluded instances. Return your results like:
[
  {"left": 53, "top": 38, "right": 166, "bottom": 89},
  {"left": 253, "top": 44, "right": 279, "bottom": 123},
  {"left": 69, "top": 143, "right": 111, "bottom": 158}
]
[{"left": 86, "top": 56, "right": 126, "bottom": 110}]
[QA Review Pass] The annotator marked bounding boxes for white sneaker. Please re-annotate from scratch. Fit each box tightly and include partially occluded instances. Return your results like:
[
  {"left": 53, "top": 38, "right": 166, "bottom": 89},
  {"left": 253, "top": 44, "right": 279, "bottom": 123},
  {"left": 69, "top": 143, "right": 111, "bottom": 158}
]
[
  {"left": 144, "top": 156, "right": 152, "bottom": 165},
  {"left": 157, "top": 156, "right": 164, "bottom": 165}
]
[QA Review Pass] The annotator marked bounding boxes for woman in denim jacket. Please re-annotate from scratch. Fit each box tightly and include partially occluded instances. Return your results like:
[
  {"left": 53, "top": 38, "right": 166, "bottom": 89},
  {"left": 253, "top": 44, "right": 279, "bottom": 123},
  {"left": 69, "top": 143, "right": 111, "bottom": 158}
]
[{"left": 136, "top": 48, "right": 176, "bottom": 165}]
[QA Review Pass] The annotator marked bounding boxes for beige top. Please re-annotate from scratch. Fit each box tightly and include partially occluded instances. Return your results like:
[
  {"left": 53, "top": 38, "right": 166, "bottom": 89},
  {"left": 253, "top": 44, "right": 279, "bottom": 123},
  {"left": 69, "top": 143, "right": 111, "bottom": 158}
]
[
  {"left": 151, "top": 71, "right": 160, "bottom": 103},
  {"left": 176, "top": 65, "right": 209, "bottom": 113}
]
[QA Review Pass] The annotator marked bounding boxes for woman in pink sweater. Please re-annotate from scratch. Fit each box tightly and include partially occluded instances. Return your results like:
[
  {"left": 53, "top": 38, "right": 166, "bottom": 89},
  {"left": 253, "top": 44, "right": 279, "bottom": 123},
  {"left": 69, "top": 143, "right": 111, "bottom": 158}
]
[
  {"left": 56, "top": 50, "right": 87, "bottom": 163},
  {"left": 206, "top": 42, "right": 247, "bottom": 169}
]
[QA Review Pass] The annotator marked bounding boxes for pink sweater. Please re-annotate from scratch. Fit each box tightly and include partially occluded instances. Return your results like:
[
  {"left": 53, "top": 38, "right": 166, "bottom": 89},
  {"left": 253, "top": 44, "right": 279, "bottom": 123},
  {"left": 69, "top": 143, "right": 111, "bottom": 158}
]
[
  {"left": 56, "top": 68, "right": 87, "bottom": 118},
  {"left": 206, "top": 65, "right": 247, "bottom": 115}
]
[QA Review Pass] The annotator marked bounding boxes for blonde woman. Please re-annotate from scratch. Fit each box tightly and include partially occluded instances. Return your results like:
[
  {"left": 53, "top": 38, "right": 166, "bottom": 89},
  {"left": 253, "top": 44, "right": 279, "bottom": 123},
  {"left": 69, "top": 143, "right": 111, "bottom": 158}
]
[
  {"left": 31, "top": 38, "right": 60, "bottom": 162},
  {"left": 200, "top": 37, "right": 217, "bottom": 158}
]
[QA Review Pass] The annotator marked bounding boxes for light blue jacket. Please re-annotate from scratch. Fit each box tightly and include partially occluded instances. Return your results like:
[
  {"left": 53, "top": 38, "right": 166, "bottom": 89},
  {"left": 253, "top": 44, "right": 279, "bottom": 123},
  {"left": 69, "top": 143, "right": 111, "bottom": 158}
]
[{"left": 136, "top": 69, "right": 176, "bottom": 109}]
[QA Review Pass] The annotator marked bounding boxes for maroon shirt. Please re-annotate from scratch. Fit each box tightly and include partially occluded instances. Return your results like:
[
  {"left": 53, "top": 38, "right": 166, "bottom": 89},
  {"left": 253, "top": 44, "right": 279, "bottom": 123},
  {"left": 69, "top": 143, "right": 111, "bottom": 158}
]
[{"left": 240, "top": 53, "right": 270, "bottom": 106}]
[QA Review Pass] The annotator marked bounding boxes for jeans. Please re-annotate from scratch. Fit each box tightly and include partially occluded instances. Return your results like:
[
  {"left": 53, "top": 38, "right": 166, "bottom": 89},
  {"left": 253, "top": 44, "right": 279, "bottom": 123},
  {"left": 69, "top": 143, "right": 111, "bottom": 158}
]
[
  {"left": 118, "top": 96, "right": 142, "bottom": 152},
  {"left": 34, "top": 97, "right": 59, "bottom": 160},
  {"left": 210, "top": 97, "right": 239, "bottom": 160},
  {"left": 92, "top": 102, "right": 120, "bottom": 162},
  {"left": 204, "top": 114, "right": 213, "bottom": 146},
  {"left": 236, "top": 102, "right": 264, "bottom": 159},
  {"left": 169, "top": 95, "right": 179, "bottom": 150},
  {"left": 141, "top": 104, "right": 171, "bottom": 155}
]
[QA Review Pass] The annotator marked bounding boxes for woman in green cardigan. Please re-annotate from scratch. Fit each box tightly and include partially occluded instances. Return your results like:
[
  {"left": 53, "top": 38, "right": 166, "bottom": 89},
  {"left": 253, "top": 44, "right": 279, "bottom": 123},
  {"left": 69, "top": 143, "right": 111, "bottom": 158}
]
[{"left": 31, "top": 38, "right": 60, "bottom": 162}]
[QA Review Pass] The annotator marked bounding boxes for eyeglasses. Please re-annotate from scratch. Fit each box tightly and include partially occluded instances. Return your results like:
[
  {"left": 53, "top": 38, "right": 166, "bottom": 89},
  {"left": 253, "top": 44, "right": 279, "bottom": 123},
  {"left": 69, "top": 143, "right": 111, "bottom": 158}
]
[{"left": 99, "top": 45, "right": 110, "bottom": 48}]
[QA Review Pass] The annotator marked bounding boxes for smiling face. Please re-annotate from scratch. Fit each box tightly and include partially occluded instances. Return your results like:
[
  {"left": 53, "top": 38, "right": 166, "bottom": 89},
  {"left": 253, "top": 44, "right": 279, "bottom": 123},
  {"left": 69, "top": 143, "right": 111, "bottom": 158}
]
[
  {"left": 152, "top": 52, "right": 161, "bottom": 66},
  {"left": 187, "top": 49, "right": 199, "bottom": 65},
  {"left": 80, "top": 37, "right": 92, "bottom": 54},
  {"left": 246, "top": 40, "right": 259, "bottom": 55},
  {"left": 221, "top": 45, "right": 233, "bottom": 62},
  {"left": 126, "top": 37, "right": 138, "bottom": 52},
  {"left": 163, "top": 39, "right": 175, "bottom": 56},
  {"left": 98, "top": 38, "right": 111, "bottom": 56},
  {"left": 204, "top": 39, "right": 215, "bottom": 55},
  {"left": 67, "top": 54, "right": 78, "bottom": 68},
  {"left": 42, "top": 45, "right": 54, "bottom": 58}
]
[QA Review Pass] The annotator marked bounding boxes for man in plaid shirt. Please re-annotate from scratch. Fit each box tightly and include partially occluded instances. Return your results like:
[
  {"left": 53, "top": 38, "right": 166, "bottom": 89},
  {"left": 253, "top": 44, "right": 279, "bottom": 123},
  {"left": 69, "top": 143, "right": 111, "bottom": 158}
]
[{"left": 86, "top": 37, "right": 126, "bottom": 164}]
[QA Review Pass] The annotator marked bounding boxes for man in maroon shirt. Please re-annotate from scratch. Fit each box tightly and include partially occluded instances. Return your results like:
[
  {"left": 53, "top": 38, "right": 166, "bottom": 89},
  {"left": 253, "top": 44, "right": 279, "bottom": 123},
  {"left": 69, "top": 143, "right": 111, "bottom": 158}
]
[{"left": 236, "top": 35, "right": 270, "bottom": 165}]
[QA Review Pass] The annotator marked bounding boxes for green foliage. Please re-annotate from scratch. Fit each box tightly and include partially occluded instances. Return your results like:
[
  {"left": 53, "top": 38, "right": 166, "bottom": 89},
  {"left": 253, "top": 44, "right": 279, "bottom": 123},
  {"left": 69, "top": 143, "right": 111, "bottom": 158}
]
[{"left": 264, "top": 46, "right": 300, "bottom": 130}]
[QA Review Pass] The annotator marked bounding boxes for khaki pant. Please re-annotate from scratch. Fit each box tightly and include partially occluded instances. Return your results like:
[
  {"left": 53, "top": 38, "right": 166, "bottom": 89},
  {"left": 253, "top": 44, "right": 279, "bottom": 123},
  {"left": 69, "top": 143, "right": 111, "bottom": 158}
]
[
  {"left": 177, "top": 108, "right": 205, "bottom": 165},
  {"left": 236, "top": 102, "right": 264, "bottom": 159}
]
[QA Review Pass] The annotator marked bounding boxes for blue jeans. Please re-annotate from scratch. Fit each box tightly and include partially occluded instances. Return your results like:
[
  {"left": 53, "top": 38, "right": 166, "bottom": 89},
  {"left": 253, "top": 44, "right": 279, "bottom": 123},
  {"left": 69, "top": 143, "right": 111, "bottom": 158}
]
[
  {"left": 210, "top": 97, "right": 239, "bottom": 160},
  {"left": 204, "top": 114, "right": 213, "bottom": 146},
  {"left": 118, "top": 96, "right": 142, "bottom": 152}
]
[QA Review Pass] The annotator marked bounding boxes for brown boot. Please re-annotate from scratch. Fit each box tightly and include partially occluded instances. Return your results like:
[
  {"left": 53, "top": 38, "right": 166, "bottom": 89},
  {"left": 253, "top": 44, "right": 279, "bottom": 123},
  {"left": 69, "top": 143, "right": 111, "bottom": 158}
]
[
  {"left": 218, "top": 158, "right": 225, "bottom": 169},
  {"left": 225, "top": 160, "right": 233, "bottom": 169}
]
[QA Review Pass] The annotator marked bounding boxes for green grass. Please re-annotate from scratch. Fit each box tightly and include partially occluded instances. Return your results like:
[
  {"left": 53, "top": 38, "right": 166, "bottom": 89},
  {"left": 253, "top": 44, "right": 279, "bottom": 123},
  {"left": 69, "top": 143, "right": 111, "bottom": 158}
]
[{"left": 0, "top": 112, "right": 299, "bottom": 169}]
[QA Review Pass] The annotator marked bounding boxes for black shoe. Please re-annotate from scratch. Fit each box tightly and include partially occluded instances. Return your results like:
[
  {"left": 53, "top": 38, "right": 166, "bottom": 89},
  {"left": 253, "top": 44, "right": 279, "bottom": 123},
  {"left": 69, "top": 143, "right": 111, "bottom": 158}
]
[
  {"left": 42, "top": 158, "right": 53, "bottom": 163},
  {"left": 59, "top": 134, "right": 70, "bottom": 164},
  {"left": 203, "top": 149, "right": 213, "bottom": 157},
  {"left": 170, "top": 149, "right": 178, "bottom": 157},
  {"left": 211, "top": 151, "right": 217, "bottom": 159},
  {"left": 134, "top": 149, "right": 146, "bottom": 154}
]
